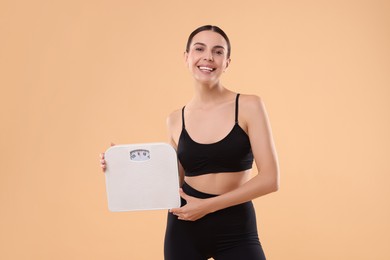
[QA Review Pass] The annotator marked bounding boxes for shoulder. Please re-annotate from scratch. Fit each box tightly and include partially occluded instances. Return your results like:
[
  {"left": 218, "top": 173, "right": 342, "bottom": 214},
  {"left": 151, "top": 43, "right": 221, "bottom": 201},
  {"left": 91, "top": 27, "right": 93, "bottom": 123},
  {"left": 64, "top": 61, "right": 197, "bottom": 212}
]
[
  {"left": 166, "top": 108, "right": 183, "bottom": 130},
  {"left": 237, "top": 93, "right": 269, "bottom": 127},
  {"left": 238, "top": 94, "right": 265, "bottom": 114},
  {"left": 166, "top": 108, "right": 184, "bottom": 146}
]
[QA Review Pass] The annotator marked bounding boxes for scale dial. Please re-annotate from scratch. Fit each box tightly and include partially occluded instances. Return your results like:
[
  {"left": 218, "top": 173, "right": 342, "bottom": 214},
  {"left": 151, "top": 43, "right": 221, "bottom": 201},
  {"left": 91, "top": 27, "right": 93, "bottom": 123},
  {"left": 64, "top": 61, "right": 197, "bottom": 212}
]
[{"left": 130, "top": 149, "right": 150, "bottom": 161}]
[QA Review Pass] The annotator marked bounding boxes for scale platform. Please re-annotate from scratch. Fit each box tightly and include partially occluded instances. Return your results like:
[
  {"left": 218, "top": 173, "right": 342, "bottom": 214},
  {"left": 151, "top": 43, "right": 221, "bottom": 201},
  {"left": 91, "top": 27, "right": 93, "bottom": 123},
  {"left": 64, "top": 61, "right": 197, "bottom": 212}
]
[{"left": 104, "top": 143, "right": 181, "bottom": 212}]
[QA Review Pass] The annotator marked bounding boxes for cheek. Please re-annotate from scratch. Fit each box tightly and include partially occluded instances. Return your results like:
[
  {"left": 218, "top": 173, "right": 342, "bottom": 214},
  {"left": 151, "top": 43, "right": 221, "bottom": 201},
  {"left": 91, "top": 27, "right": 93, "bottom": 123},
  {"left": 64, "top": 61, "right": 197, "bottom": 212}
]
[
  {"left": 187, "top": 57, "right": 199, "bottom": 68},
  {"left": 185, "top": 59, "right": 197, "bottom": 71}
]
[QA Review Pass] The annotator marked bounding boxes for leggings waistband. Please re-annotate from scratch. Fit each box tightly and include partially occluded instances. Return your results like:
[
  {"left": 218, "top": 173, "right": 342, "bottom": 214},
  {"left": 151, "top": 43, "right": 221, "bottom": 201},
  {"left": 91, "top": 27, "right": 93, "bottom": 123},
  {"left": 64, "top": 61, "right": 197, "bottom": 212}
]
[{"left": 182, "top": 182, "right": 219, "bottom": 199}]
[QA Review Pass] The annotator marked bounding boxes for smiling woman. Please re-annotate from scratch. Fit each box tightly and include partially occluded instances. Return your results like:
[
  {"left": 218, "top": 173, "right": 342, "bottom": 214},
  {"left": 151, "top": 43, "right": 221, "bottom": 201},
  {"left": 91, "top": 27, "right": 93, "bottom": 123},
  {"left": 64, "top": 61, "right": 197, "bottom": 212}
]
[
  {"left": 163, "top": 25, "right": 279, "bottom": 260},
  {"left": 183, "top": 26, "right": 232, "bottom": 87}
]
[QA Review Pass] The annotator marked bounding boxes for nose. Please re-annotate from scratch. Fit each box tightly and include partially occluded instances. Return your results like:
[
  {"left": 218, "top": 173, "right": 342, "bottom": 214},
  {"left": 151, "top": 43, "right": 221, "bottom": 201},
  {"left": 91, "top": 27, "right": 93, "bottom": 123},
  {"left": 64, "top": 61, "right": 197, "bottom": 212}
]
[{"left": 203, "top": 51, "right": 214, "bottom": 61}]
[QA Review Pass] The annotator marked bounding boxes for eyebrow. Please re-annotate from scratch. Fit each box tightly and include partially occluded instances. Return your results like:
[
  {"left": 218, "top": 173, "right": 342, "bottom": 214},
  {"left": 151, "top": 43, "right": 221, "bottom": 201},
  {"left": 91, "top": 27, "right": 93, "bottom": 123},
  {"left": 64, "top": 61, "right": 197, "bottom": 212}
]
[{"left": 192, "top": 42, "right": 225, "bottom": 50}]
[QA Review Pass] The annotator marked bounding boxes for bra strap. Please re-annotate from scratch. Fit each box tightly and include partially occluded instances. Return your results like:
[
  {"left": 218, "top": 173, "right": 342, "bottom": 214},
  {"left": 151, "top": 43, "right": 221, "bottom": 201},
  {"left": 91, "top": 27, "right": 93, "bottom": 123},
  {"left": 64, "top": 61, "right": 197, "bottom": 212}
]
[
  {"left": 235, "top": 93, "right": 240, "bottom": 124},
  {"left": 181, "top": 106, "right": 186, "bottom": 129}
]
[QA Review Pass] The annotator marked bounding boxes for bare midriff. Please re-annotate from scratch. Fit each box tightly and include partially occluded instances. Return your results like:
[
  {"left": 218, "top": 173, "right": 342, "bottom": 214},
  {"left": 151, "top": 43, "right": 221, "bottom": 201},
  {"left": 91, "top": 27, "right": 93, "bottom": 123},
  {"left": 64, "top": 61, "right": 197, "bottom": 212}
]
[{"left": 184, "top": 170, "right": 252, "bottom": 195}]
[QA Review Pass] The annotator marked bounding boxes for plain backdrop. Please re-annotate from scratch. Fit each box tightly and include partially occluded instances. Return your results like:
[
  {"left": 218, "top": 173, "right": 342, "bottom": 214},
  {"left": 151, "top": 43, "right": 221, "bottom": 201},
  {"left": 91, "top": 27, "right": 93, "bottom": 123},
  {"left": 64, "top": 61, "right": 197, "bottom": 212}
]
[{"left": 1, "top": 0, "right": 389, "bottom": 259}]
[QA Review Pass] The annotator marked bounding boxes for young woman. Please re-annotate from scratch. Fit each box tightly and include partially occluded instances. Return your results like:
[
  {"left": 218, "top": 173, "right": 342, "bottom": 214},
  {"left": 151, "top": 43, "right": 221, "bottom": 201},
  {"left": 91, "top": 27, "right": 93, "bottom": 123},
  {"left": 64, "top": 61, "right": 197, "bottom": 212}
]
[{"left": 100, "top": 25, "right": 279, "bottom": 260}]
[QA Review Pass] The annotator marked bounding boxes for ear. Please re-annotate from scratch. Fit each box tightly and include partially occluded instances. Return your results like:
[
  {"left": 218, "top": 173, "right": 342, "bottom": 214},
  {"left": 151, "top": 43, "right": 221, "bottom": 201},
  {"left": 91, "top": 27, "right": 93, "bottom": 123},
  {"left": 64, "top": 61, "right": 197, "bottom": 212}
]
[
  {"left": 183, "top": 51, "right": 189, "bottom": 65},
  {"left": 224, "top": 58, "right": 231, "bottom": 72}
]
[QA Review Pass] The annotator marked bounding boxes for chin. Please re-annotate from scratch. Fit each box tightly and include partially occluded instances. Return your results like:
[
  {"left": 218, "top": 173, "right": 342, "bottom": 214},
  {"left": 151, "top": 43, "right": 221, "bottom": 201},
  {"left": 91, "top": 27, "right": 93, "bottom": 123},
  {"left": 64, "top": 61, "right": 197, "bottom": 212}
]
[{"left": 194, "top": 74, "right": 221, "bottom": 85}]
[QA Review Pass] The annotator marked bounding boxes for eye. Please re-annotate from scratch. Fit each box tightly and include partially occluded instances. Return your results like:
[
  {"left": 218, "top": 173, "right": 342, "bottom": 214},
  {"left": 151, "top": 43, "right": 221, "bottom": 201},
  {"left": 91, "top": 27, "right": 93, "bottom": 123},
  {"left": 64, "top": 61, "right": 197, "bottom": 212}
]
[
  {"left": 214, "top": 50, "right": 224, "bottom": 55},
  {"left": 195, "top": 47, "right": 204, "bottom": 52}
]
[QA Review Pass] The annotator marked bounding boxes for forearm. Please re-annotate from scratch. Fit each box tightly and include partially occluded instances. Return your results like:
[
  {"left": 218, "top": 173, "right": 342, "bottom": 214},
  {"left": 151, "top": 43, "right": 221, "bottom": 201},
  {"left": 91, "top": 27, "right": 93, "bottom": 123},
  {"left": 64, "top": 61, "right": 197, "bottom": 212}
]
[{"left": 207, "top": 172, "right": 279, "bottom": 213}]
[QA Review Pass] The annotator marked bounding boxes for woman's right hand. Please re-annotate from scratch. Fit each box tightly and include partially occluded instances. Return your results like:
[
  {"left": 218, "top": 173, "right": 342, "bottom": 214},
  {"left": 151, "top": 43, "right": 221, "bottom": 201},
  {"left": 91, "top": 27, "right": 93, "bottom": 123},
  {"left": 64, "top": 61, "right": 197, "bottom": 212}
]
[
  {"left": 100, "top": 143, "right": 115, "bottom": 172},
  {"left": 100, "top": 152, "right": 107, "bottom": 172}
]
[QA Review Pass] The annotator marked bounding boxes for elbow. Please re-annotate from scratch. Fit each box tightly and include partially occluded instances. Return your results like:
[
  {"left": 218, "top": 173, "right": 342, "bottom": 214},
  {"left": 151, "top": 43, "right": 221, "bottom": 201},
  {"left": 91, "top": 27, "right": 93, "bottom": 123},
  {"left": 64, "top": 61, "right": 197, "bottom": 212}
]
[
  {"left": 260, "top": 164, "right": 279, "bottom": 193},
  {"left": 269, "top": 172, "right": 280, "bottom": 193},
  {"left": 271, "top": 167, "right": 280, "bottom": 192},
  {"left": 274, "top": 181, "right": 280, "bottom": 192},
  {"left": 261, "top": 177, "right": 279, "bottom": 194},
  {"left": 270, "top": 180, "right": 279, "bottom": 193},
  {"left": 257, "top": 167, "right": 280, "bottom": 193}
]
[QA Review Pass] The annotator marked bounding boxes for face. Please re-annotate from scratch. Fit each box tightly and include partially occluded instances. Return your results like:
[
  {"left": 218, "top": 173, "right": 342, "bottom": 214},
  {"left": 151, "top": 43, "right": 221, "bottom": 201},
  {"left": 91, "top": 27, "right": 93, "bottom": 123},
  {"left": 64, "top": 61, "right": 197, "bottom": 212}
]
[{"left": 184, "top": 30, "right": 231, "bottom": 84}]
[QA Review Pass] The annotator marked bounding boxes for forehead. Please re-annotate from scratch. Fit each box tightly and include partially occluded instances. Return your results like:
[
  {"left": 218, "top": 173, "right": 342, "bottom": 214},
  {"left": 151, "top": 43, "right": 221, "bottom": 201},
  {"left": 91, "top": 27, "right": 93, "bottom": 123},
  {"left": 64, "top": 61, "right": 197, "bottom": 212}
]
[{"left": 191, "top": 30, "right": 228, "bottom": 48}]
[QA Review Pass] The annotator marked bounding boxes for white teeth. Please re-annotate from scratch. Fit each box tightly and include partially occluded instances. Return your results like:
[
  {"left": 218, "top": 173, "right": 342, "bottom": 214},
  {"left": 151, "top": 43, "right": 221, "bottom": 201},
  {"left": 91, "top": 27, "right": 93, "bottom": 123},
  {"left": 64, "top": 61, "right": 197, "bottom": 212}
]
[{"left": 199, "top": 66, "right": 214, "bottom": 71}]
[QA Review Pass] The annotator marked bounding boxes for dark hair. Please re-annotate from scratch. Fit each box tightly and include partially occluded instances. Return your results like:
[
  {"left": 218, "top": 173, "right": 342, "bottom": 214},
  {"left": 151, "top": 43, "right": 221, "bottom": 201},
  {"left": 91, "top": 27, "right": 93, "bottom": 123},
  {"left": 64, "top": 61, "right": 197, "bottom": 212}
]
[{"left": 185, "top": 25, "right": 231, "bottom": 58}]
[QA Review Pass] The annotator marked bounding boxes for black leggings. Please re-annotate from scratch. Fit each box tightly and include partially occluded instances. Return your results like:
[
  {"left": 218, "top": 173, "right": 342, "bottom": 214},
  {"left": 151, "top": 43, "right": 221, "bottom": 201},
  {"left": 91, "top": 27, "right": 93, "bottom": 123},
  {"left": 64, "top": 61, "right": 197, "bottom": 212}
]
[{"left": 164, "top": 182, "right": 266, "bottom": 260}]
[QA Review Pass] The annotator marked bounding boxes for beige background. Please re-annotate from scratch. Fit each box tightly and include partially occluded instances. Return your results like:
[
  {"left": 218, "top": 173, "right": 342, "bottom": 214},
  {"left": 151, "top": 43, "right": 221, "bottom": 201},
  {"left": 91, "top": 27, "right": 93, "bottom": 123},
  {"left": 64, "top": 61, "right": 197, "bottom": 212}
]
[{"left": 1, "top": 0, "right": 389, "bottom": 259}]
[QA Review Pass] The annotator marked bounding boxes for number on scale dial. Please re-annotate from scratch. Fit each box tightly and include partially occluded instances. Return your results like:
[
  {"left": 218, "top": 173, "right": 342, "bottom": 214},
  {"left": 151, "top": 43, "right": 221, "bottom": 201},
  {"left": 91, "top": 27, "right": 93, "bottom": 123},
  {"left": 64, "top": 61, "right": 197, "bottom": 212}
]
[{"left": 130, "top": 149, "right": 150, "bottom": 161}]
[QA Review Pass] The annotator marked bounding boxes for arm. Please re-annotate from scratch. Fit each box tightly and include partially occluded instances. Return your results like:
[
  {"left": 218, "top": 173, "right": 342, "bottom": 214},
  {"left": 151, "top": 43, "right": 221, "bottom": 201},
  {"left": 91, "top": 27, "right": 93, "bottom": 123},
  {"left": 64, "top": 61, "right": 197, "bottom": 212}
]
[
  {"left": 171, "top": 95, "right": 279, "bottom": 220},
  {"left": 166, "top": 111, "right": 185, "bottom": 187},
  {"left": 207, "top": 95, "right": 279, "bottom": 211}
]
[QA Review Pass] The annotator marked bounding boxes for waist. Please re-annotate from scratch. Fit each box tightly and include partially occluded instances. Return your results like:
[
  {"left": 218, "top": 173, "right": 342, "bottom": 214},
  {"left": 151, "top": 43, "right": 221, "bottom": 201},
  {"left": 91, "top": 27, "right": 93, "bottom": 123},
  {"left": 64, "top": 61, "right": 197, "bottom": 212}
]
[
  {"left": 181, "top": 182, "right": 255, "bottom": 215},
  {"left": 184, "top": 170, "right": 251, "bottom": 195}
]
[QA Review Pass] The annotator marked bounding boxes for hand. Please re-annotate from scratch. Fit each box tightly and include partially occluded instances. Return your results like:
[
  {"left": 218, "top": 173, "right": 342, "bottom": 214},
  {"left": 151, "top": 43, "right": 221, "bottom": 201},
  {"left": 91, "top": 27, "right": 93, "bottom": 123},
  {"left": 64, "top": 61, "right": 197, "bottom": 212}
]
[
  {"left": 99, "top": 143, "right": 115, "bottom": 172},
  {"left": 169, "top": 189, "right": 213, "bottom": 221}
]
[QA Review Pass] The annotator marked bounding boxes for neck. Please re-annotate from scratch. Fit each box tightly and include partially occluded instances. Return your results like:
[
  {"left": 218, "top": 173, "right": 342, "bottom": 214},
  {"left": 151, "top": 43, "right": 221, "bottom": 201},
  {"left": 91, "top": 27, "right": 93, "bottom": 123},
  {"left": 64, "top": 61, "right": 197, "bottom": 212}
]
[
  {"left": 194, "top": 79, "right": 222, "bottom": 97},
  {"left": 189, "top": 80, "right": 232, "bottom": 108}
]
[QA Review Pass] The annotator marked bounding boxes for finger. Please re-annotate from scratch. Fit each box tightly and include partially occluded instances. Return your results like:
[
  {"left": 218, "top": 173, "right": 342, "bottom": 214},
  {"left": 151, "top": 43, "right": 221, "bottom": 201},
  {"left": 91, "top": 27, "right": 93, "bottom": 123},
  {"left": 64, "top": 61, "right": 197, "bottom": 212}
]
[
  {"left": 100, "top": 157, "right": 106, "bottom": 170},
  {"left": 100, "top": 153, "right": 105, "bottom": 159},
  {"left": 169, "top": 208, "right": 180, "bottom": 214}
]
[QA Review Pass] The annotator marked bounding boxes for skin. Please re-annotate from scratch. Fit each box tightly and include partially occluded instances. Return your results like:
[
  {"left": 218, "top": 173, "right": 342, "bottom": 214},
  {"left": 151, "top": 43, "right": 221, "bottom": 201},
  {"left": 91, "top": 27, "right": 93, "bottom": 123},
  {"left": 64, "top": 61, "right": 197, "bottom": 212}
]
[{"left": 100, "top": 30, "right": 279, "bottom": 222}]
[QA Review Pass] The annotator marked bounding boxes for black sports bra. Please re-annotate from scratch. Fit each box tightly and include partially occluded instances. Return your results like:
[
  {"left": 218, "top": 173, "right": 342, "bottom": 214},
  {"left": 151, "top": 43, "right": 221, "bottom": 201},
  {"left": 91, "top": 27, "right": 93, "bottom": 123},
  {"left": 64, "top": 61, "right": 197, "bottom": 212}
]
[{"left": 177, "top": 94, "right": 254, "bottom": 177}]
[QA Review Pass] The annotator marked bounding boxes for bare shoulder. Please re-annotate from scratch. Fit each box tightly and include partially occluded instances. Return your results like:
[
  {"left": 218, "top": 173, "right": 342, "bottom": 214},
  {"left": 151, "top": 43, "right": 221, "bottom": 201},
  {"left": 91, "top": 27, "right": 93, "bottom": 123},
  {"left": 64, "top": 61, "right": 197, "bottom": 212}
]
[
  {"left": 167, "top": 109, "right": 181, "bottom": 127},
  {"left": 239, "top": 93, "right": 263, "bottom": 103},
  {"left": 166, "top": 109, "right": 181, "bottom": 140},
  {"left": 238, "top": 94, "right": 266, "bottom": 116},
  {"left": 239, "top": 94, "right": 273, "bottom": 143}
]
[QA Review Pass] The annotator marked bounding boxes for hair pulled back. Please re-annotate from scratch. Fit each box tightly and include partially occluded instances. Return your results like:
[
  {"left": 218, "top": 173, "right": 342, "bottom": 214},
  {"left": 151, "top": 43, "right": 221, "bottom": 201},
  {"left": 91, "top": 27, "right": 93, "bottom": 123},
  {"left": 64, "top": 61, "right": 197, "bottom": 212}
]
[{"left": 185, "top": 25, "right": 231, "bottom": 58}]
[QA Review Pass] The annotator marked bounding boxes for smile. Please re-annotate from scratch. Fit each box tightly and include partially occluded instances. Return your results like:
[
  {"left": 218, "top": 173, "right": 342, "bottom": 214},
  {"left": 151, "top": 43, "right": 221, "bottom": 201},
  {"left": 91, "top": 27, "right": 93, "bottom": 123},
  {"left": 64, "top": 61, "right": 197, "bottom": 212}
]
[{"left": 198, "top": 66, "right": 216, "bottom": 72}]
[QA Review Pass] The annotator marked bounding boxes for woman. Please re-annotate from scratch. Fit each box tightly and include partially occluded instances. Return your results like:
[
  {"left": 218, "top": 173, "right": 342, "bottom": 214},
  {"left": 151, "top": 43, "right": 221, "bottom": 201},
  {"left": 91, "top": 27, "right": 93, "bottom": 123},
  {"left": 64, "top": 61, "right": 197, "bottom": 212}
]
[{"left": 101, "top": 25, "right": 279, "bottom": 260}]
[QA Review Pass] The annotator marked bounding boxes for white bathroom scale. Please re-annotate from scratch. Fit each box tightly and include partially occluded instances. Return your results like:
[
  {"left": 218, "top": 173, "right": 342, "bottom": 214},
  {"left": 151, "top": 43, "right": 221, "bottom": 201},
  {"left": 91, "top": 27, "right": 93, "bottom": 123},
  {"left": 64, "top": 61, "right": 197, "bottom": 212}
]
[{"left": 104, "top": 143, "right": 181, "bottom": 212}]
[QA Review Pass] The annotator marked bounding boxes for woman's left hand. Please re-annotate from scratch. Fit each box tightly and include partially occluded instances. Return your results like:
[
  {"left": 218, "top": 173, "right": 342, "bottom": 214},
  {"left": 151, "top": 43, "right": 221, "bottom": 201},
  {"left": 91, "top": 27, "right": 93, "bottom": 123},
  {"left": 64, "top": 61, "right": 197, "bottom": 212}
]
[{"left": 169, "top": 189, "right": 213, "bottom": 221}]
